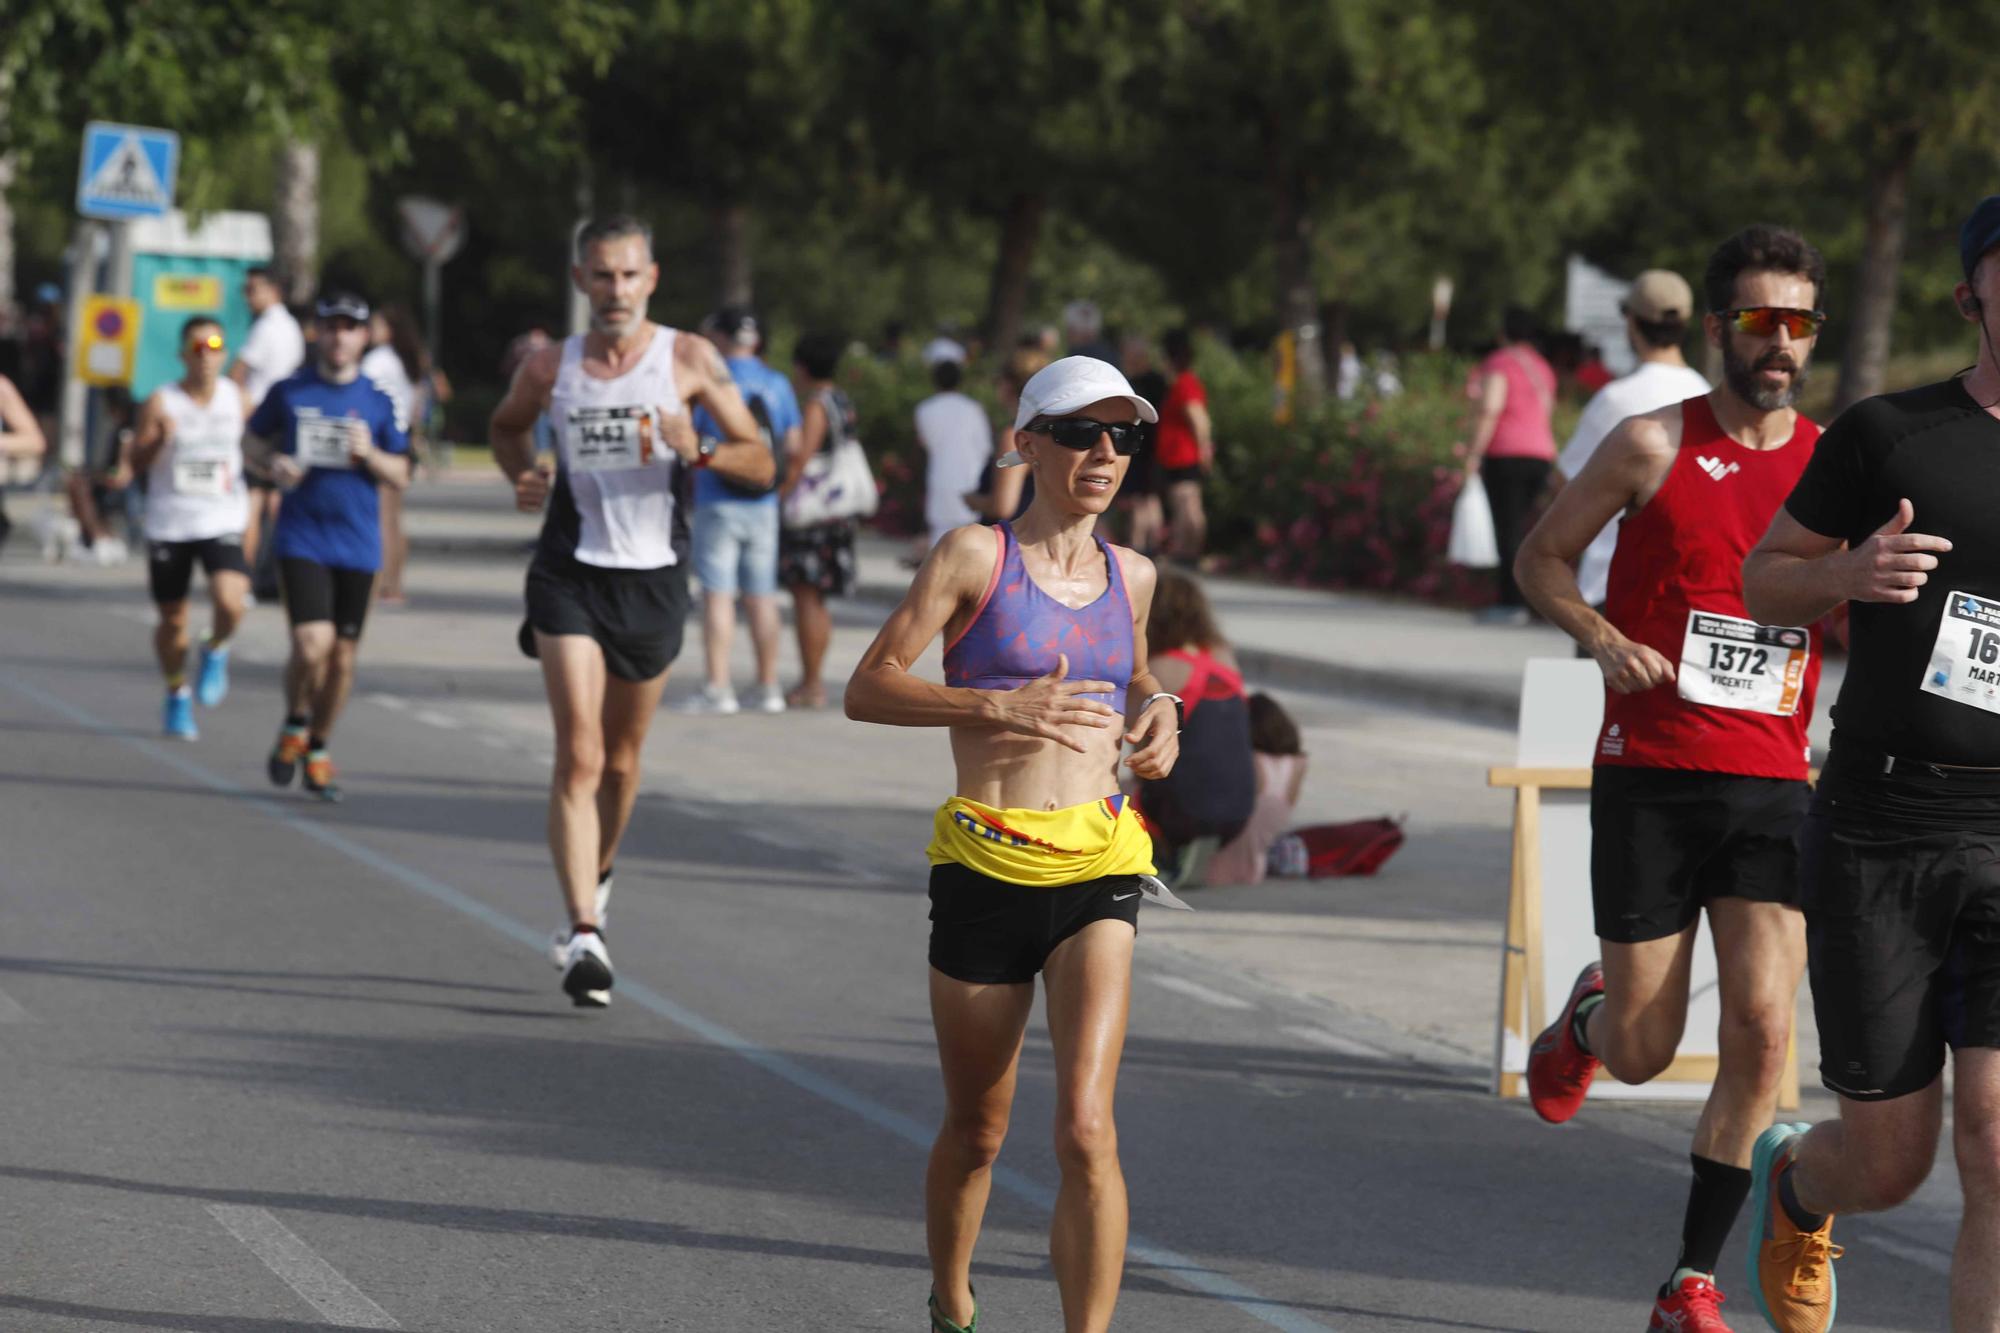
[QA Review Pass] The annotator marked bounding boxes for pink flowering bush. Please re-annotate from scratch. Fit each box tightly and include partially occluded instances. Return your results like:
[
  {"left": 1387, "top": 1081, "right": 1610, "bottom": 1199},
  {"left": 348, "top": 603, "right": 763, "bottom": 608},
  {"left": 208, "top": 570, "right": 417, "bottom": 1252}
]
[{"left": 1201, "top": 346, "right": 1492, "bottom": 604}]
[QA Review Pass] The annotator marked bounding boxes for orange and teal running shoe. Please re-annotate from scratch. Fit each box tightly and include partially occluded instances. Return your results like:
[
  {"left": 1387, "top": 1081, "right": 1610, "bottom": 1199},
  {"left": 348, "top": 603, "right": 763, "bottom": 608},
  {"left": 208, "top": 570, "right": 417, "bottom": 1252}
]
[
  {"left": 1747, "top": 1123, "right": 1839, "bottom": 1332},
  {"left": 267, "top": 726, "right": 309, "bottom": 787},
  {"left": 302, "top": 749, "right": 342, "bottom": 804}
]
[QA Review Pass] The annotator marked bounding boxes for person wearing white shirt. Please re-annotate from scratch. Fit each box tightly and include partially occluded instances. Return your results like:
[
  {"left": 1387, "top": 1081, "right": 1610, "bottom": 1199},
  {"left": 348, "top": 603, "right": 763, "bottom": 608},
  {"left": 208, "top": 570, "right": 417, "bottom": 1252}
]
[
  {"left": 1556, "top": 270, "right": 1713, "bottom": 607},
  {"left": 230, "top": 266, "right": 306, "bottom": 578},
  {"left": 361, "top": 306, "right": 426, "bottom": 603},
  {"left": 913, "top": 348, "right": 993, "bottom": 548}
]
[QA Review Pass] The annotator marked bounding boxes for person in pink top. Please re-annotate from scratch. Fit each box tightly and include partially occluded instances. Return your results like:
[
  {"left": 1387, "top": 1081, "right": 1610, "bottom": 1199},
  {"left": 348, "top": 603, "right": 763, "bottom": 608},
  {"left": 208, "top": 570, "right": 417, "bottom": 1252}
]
[{"left": 1464, "top": 307, "right": 1558, "bottom": 624}]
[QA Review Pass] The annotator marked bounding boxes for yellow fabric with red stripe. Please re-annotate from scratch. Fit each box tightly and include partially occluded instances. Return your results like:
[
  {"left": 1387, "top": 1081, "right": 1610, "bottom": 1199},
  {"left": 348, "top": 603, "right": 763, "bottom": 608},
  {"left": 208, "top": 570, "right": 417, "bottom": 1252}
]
[{"left": 926, "top": 792, "right": 1157, "bottom": 887}]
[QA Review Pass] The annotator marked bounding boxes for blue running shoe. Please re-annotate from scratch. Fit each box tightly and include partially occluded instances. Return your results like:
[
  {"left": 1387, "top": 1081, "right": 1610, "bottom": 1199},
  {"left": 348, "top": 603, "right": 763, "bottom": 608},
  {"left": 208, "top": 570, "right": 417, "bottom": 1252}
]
[
  {"left": 163, "top": 690, "right": 198, "bottom": 741},
  {"left": 196, "top": 643, "right": 230, "bottom": 707}
]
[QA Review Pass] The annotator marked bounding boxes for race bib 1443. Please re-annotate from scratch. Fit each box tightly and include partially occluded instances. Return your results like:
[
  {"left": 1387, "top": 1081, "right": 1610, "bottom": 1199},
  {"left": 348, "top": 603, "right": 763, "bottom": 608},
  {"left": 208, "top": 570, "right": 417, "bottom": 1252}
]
[
  {"left": 1676, "top": 610, "right": 1810, "bottom": 717},
  {"left": 564, "top": 406, "right": 655, "bottom": 473},
  {"left": 1921, "top": 591, "right": 2000, "bottom": 715}
]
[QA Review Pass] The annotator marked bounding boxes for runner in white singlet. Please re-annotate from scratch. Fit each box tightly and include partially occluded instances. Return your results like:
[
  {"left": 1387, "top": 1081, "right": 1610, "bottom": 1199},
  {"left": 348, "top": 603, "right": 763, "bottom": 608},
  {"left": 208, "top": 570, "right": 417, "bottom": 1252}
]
[
  {"left": 128, "top": 317, "right": 252, "bottom": 740},
  {"left": 488, "top": 214, "right": 774, "bottom": 1008}
]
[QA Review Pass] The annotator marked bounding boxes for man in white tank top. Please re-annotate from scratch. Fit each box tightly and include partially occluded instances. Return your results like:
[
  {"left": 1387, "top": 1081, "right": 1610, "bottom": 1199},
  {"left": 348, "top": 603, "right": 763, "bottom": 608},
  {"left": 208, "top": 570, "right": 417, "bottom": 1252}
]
[
  {"left": 127, "top": 316, "right": 251, "bottom": 740},
  {"left": 489, "top": 214, "right": 774, "bottom": 1008}
]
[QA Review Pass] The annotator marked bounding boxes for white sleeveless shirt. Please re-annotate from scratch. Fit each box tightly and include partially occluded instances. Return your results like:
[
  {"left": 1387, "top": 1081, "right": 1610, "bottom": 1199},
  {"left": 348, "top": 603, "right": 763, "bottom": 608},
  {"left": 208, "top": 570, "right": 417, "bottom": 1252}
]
[
  {"left": 546, "top": 327, "right": 687, "bottom": 570},
  {"left": 146, "top": 378, "right": 248, "bottom": 543}
]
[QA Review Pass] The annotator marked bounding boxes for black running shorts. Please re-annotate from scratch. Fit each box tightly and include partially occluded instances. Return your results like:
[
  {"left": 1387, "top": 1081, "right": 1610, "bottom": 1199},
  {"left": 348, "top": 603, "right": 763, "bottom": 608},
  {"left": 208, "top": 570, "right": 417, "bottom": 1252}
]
[
  {"left": 520, "top": 554, "right": 689, "bottom": 683},
  {"left": 279, "top": 557, "right": 375, "bottom": 639},
  {"left": 148, "top": 536, "right": 248, "bottom": 604},
  {"left": 1803, "top": 751, "right": 2000, "bottom": 1101},
  {"left": 927, "top": 861, "right": 1142, "bottom": 985},
  {"left": 1590, "top": 766, "right": 1808, "bottom": 944}
]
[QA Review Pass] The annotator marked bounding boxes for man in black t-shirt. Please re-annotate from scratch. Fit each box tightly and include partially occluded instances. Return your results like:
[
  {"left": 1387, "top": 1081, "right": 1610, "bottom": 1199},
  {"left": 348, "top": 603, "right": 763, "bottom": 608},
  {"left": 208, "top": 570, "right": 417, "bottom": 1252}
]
[{"left": 1739, "top": 194, "right": 2000, "bottom": 1332}]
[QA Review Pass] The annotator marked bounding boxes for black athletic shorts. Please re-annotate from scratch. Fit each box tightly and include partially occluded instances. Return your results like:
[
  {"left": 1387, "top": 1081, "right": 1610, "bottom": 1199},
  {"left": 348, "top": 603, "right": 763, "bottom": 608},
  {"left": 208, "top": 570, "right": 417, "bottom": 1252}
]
[
  {"left": 279, "top": 557, "right": 375, "bottom": 639},
  {"left": 927, "top": 861, "right": 1142, "bottom": 985},
  {"left": 520, "top": 554, "right": 689, "bottom": 683},
  {"left": 1160, "top": 465, "right": 1204, "bottom": 491},
  {"left": 1590, "top": 766, "right": 1808, "bottom": 944},
  {"left": 1802, "top": 748, "right": 2000, "bottom": 1101},
  {"left": 148, "top": 536, "right": 248, "bottom": 604}
]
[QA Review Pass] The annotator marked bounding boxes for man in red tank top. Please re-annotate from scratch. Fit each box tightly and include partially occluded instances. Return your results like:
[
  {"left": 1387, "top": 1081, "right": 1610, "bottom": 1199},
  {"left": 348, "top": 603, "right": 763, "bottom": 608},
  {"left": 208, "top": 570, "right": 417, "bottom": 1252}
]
[{"left": 1514, "top": 226, "right": 1833, "bottom": 1333}]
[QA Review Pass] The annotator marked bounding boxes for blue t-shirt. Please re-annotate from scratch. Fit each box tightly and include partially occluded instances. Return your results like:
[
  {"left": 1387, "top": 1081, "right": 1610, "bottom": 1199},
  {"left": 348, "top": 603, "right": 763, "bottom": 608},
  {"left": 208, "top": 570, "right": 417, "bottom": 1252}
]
[
  {"left": 250, "top": 364, "right": 410, "bottom": 571},
  {"left": 692, "top": 355, "right": 799, "bottom": 508}
]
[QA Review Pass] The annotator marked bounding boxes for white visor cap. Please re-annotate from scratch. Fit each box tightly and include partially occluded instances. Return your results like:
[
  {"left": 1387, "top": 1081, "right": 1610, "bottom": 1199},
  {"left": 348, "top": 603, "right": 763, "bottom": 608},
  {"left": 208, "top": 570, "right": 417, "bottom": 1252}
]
[{"left": 1012, "top": 356, "right": 1159, "bottom": 431}]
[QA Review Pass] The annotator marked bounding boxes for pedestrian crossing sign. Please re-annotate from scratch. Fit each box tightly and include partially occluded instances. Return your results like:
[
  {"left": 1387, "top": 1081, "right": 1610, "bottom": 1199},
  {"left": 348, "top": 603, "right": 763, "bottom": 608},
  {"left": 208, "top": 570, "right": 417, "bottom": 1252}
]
[{"left": 77, "top": 122, "right": 179, "bottom": 221}]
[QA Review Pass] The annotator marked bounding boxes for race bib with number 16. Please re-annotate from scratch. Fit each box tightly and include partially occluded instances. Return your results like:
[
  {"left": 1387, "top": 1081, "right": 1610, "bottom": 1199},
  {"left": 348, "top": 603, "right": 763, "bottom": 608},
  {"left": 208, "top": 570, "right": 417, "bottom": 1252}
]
[
  {"left": 1676, "top": 610, "right": 1810, "bottom": 717},
  {"left": 1921, "top": 591, "right": 2000, "bottom": 716}
]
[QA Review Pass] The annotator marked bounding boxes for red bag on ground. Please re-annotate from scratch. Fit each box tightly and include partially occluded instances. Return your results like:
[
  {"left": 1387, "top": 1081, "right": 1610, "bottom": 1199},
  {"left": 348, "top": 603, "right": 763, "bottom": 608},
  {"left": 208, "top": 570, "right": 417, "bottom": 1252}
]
[{"left": 1273, "top": 817, "right": 1406, "bottom": 878}]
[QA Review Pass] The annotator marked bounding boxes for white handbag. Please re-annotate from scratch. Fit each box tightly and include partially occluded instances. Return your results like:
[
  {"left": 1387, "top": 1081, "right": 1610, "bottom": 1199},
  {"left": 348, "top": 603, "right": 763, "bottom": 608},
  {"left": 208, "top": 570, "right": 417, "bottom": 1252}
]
[{"left": 1447, "top": 473, "right": 1500, "bottom": 568}]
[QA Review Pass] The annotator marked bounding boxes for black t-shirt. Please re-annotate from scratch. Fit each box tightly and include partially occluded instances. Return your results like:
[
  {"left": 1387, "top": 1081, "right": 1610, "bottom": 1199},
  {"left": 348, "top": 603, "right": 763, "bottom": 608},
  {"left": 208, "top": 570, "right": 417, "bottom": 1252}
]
[{"left": 1785, "top": 378, "right": 2000, "bottom": 763}]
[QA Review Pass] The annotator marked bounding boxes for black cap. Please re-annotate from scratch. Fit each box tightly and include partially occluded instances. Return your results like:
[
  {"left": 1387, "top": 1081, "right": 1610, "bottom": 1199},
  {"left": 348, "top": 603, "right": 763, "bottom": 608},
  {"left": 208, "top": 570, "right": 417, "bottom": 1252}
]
[
  {"left": 314, "top": 291, "right": 371, "bottom": 323},
  {"left": 1962, "top": 196, "right": 2000, "bottom": 281},
  {"left": 706, "top": 305, "right": 758, "bottom": 344}
]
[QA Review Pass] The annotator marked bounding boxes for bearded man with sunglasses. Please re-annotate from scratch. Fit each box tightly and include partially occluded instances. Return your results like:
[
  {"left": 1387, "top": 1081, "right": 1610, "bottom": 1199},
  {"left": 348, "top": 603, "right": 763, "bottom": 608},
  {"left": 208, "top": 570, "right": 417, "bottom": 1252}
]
[
  {"left": 1736, "top": 195, "right": 2000, "bottom": 1333},
  {"left": 1514, "top": 224, "right": 1829, "bottom": 1332}
]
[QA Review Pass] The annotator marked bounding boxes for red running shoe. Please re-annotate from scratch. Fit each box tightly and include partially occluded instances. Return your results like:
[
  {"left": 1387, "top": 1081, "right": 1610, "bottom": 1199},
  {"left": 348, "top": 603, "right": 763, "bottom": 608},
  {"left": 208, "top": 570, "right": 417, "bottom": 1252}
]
[
  {"left": 1528, "top": 961, "right": 1604, "bottom": 1123},
  {"left": 1649, "top": 1274, "right": 1733, "bottom": 1331}
]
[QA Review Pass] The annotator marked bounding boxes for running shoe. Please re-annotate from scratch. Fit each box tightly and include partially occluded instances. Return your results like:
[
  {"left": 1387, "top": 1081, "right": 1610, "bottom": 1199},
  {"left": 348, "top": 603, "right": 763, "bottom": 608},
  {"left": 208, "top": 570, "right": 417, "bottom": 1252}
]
[
  {"left": 1527, "top": 960, "right": 1605, "bottom": 1123},
  {"left": 752, "top": 684, "right": 786, "bottom": 714},
  {"left": 163, "top": 689, "right": 198, "bottom": 741},
  {"left": 1747, "top": 1123, "right": 1840, "bottom": 1333},
  {"left": 554, "top": 929, "right": 613, "bottom": 1008},
  {"left": 195, "top": 643, "right": 230, "bottom": 707},
  {"left": 678, "top": 683, "right": 740, "bottom": 715},
  {"left": 268, "top": 726, "right": 310, "bottom": 786},
  {"left": 1650, "top": 1274, "right": 1732, "bottom": 1331},
  {"left": 302, "top": 750, "right": 343, "bottom": 804}
]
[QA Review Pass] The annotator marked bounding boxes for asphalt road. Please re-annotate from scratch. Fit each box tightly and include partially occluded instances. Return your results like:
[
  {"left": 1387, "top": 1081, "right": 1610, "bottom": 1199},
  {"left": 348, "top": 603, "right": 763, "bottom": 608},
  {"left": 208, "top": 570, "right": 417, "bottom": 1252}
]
[{"left": 0, "top": 542, "right": 1954, "bottom": 1332}]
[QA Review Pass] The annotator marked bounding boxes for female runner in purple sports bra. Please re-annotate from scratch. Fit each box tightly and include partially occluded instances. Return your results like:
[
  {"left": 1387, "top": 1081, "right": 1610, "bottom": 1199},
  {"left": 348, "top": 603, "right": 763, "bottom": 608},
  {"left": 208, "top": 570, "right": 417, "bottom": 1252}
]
[{"left": 846, "top": 357, "right": 1183, "bottom": 1333}]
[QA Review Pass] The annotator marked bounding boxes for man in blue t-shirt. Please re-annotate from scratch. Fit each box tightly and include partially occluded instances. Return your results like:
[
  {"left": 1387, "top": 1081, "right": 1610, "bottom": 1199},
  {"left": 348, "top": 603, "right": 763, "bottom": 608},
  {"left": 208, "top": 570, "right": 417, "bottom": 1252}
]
[
  {"left": 682, "top": 307, "right": 800, "bottom": 715},
  {"left": 246, "top": 291, "right": 410, "bottom": 801}
]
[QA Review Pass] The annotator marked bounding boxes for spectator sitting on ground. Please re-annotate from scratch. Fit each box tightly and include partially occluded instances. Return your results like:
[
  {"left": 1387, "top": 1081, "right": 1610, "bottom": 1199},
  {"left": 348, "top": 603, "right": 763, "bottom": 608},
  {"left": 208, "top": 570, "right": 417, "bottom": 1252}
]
[
  {"left": 1134, "top": 568, "right": 1256, "bottom": 879},
  {"left": 1205, "top": 693, "right": 1310, "bottom": 886}
]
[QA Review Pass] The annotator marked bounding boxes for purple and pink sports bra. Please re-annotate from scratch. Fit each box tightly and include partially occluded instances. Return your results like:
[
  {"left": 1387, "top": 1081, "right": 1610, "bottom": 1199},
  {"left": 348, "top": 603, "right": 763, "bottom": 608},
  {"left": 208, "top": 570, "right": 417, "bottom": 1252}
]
[{"left": 943, "top": 523, "right": 1134, "bottom": 713}]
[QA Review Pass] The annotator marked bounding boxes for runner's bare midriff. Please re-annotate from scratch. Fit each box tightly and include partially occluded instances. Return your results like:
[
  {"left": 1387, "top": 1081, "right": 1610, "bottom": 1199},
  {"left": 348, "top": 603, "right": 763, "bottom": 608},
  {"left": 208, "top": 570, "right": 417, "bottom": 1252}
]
[{"left": 949, "top": 713, "right": 1126, "bottom": 811}]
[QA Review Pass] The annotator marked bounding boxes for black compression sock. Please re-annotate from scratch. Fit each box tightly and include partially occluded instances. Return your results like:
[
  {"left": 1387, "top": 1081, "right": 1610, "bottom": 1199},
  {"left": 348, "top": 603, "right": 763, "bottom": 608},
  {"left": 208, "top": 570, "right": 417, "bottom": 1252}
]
[
  {"left": 1777, "top": 1160, "right": 1827, "bottom": 1231},
  {"left": 1674, "top": 1154, "right": 1752, "bottom": 1279},
  {"left": 1571, "top": 993, "right": 1603, "bottom": 1054}
]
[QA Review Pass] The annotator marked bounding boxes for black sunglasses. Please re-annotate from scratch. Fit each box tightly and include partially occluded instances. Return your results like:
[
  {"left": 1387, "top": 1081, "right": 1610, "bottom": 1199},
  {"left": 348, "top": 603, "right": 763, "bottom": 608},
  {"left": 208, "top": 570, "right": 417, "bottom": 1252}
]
[{"left": 1026, "top": 417, "right": 1144, "bottom": 455}]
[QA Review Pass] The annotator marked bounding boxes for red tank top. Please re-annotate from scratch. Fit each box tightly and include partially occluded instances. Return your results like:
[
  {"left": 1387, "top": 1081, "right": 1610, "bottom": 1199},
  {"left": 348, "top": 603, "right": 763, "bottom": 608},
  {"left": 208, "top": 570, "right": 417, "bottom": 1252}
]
[{"left": 1596, "top": 395, "right": 1822, "bottom": 779}]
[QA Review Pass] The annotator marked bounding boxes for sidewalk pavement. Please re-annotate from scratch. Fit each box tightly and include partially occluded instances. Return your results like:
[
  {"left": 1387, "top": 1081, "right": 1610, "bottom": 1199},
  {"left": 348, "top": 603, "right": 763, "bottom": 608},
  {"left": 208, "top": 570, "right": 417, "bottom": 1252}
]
[{"left": 392, "top": 469, "right": 1843, "bottom": 734}]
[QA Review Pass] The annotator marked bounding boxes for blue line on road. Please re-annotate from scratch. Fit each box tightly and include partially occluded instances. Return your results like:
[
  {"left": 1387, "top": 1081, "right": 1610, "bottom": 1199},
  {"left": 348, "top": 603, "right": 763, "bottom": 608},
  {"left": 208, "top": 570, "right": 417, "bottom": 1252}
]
[{"left": 3, "top": 670, "right": 1341, "bottom": 1333}]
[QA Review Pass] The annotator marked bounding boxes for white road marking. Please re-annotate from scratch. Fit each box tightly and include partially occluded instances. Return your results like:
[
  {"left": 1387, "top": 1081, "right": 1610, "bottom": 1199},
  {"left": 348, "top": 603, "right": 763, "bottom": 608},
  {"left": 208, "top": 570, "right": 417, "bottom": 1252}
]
[
  {"left": 0, "top": 986, "right": 30, "bottom": 1022},
  {"left": 1868, "top": 1229, "right": 1953, "bottom": 1276},
  {"left": 207, "top": 1204, "right": 400, "bottom": 1327},
  {"left": 366, "top": 693, "right": 408, "bottom": 711},
  {"left": 1284, "top": 1024, "right": 1383, "bottom": 1059},
  {"left": 412, "top": 709, "right": 461, "bottom": 730},
  {"left": 1151, "top": 975, "right": 1256, "bottom": 1011}
]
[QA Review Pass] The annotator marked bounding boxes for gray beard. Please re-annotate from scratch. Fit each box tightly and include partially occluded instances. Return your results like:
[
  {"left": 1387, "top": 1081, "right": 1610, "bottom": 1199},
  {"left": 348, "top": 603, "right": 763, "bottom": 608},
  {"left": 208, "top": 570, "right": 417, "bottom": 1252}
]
[{"left": 1723, "top": 348, "right": 1806, "bottom": 411}]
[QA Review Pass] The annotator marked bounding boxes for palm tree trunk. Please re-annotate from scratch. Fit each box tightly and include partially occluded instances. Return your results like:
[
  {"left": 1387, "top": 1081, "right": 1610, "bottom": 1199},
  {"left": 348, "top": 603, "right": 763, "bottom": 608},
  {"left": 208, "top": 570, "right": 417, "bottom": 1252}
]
[
  {"left": 272, "top": 138, "right": 320, "bottom": 306},
  {"left": 1262, "top": 115, "right": 1324, "bottom": 409},
  {"left": 1834, "top": 128, "right": 1919, "bottom": 413},
  {"left": 984, "top": 191, "right": 1044, "bottom": 359}
]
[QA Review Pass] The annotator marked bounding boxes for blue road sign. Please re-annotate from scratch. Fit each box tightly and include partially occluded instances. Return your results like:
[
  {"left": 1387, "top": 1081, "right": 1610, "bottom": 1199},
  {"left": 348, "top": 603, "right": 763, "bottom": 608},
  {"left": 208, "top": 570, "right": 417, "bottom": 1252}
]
[{"left": 77, "top": 122, "right": 179, "bottom": 221}]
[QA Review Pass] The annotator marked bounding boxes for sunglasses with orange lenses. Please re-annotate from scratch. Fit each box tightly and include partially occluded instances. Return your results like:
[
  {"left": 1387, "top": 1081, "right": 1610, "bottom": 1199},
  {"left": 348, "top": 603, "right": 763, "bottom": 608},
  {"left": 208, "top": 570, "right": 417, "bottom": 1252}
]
[
  {"left": 1722, "top": 307, "right": 1825, "bottom": 339},
  {"left": 189, "top": 333, "right": 225, "bottom": 352}
]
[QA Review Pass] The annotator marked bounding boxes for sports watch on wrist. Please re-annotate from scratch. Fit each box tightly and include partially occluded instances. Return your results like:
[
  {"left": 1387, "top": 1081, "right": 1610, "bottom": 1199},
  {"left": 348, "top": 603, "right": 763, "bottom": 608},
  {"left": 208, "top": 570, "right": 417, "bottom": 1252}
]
[{"left": 1141, "top": 691, "right": 1185, "bottom": 732}]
